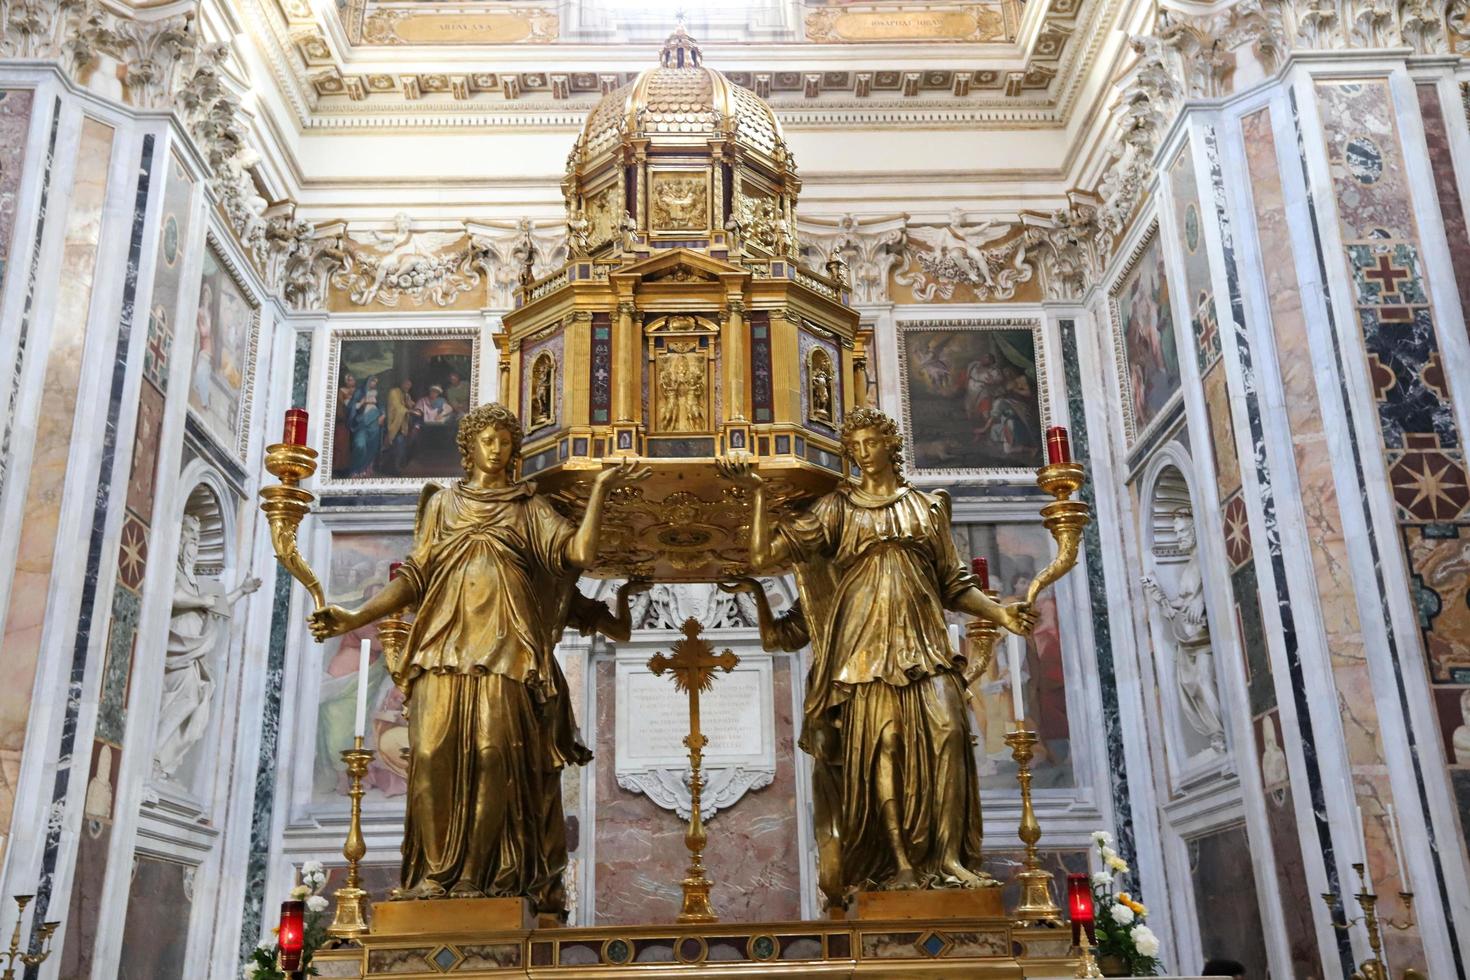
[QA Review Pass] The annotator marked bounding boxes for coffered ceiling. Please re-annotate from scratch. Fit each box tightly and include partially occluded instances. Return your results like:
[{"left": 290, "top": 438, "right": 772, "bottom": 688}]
[{"left": 248, "top": 0, "right": 1121, "bottom": 129}]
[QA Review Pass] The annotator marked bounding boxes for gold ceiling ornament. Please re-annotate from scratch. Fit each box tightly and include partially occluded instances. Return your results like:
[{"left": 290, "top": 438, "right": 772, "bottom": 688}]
[{"left": 500, "top": 27, "right": 864, "bottom": 581}]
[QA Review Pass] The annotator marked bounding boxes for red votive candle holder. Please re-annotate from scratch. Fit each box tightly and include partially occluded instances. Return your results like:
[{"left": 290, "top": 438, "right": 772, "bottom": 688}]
[
  {"left": 971, "top": 556, "right": 990, "bottom": 591},
  {"left": 1046, "top": 425, "right": 1072, "bottom": 465},
  {"left": 1067, "top": 872, "right": 1095, "bottom": 945},
  {"left": 389, "top": 561, "right": 404, "bottom": 580},
  {"left": 283, "top": 408, "right": 309, "bottom": 447},
  {"left": 277, "top": 899, "right": 305, "bottom": 971}
]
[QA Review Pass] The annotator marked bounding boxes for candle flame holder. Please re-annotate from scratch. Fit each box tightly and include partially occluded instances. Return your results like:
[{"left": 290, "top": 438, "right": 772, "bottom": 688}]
[
  {"left": 1025, "top": 461, "right": 1090, "bottom": 607},
  {"left": 0, "top": 896, "right": 58, "bottom": 980},
  {"left": 1320, "top": 864, "right": 1416, "bottom": 980},
  {"left": 962, "top": 589, "right": 1003, "bottom": 686},
  {"left": 327, "top": 736, "right": 375, "bottom": 941},
  {"left": 377, "top": 616, "right": 413, "bottom": 697},
  {"left": 1004, "top": 728, "right": 1065, "bottom": 927},
  {"left": 260, "top": 443, "right": 325, "bottom": 611}
]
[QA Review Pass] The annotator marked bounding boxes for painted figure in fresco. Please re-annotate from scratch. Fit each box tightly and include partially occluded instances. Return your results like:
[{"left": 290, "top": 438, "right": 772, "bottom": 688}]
[
  {"left": 154, "top": 514, "right": 261, "bottom": 782},
  {"left": 718, "top": 408, "right": 1036, "bottom": 902},
  {"left": 191, "top": 283, "right": 215, "bottom": 409},
  {"left": 385, "top": 377, "right": 415, "bottom": 472},
  {"left": 308, "top": 404, "right": 648, "bottom": 910},
  {"left": 1141, "top": 509, "right": 1226, "bottom": 753},
  {"left": 349, "top": 389, "right": 385, "bottom": 477},
  {"left": 444, "top": 370, "right": 471, "bottom": 417}
]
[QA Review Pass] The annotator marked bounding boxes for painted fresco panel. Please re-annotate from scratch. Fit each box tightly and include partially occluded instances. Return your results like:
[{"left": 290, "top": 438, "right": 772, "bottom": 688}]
[
  {"left": 326, "top": 332, "right": 477, "bottom": 482},
  {"left": 313, "top": 531, "right": 415, "bottom": 809},
  {"left": 898, "top": 324, "right": 1044, "bottom": 474},
  {"left": 188, "top": 241, "right": 258, "bottom": 458},
  {"left": 0, "top": 117, "right": 114, "bottom": 832},
  {"left": 0, "top": 90, "right": 34, "bottom": 291},
  {"left": 1112, "top": 232, "right": 1181, "bottom": 444},
  {"left": 952, "top": 522, "right": 1073, "bottom": 790}
]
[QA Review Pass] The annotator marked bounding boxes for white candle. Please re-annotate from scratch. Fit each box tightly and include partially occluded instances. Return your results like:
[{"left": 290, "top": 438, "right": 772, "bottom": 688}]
[
  {"left": 1386, "top": 803, "right": 1408, "bottom": 888},
  {"left": 353, "top": 638, "right": 371, "bottom": 739},
  {"left": 1354, "top": 802, "right": 1375, "bottom": 893},
  {"left": 1007, "top": 633, "right": 1026, "bottom": 723},
  {"left": 947, "top": 624, "right": 961, "bottom": 657}
]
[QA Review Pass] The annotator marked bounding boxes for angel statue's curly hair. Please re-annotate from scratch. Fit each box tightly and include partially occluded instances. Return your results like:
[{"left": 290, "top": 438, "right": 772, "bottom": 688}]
[
  {"left": 839, "top": 407, "right": 907, "bottom": 480},
  {"left": 456, "top": 402, "right": 523, "bottom": 473}
]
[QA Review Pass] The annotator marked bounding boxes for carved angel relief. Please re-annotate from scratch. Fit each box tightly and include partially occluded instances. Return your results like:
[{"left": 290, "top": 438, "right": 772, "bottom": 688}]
[
  {"left": 651, "top": 174, "right": 708, "bottom": 231},
  {"left": 894, "top": 211, "right": 1034, "bottom": 302},
  {"left": 330, "top": 212, "right": 483, "bottom": 308},
  {"left": 649, "top": 314, "right": 715, "bottom": 433}
]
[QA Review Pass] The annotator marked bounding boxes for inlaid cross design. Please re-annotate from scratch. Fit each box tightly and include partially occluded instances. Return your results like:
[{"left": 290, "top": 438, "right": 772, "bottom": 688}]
[{"left": 1363, "top": 253, "right": 1412, "bottom": 301}]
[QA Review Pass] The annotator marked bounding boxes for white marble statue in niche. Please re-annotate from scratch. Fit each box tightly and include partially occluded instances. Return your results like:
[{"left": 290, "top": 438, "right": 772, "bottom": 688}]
[
  {"left": 153, "top": 514, "right": 261, "bottom": 782},
  {"left": 1141, "top": 508, "right": 1226, "bottom": 754},
  {"left": 1453, "top": 690, "right": 1470, "bottom": 766}
]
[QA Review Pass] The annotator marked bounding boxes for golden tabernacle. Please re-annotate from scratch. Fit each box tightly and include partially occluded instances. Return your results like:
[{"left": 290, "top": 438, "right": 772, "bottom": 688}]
[
  {"left": 258, "top": 26, "right": 1090, "bottom": 980},
  {"left": 495, "top": 26, "right": 862, "bottom": 582}
]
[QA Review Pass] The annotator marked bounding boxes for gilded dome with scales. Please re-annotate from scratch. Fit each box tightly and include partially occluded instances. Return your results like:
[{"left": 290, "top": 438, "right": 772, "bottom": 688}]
[{"left": 562, "top": 25, "right": 800, "bottom": 262}]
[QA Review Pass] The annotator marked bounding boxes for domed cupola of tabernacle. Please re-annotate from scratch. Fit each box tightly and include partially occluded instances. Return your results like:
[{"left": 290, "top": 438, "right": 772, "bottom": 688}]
[{"left": 496, "top": 26, "right": 862, "bottom": 581}]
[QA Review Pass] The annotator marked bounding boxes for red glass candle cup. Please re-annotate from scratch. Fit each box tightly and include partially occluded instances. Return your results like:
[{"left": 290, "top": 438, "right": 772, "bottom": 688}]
[
  {"left": 971, "top": 556, "right": 990, "bottom": 591},
  {"left": 1067, "top": 872, "right": 1095, "bottom": 945},
  {"left": 283, "top": 408, "right": 309, "bottom": 447},
  {"left": 278, "top": 899, "right": 306, "bottom": 971},
  {"left": 389, "top": 561, "right": 404, "bottom": 580},
  {"left": 1045, "top": 426, "right": 1072, "bottom": 465}
]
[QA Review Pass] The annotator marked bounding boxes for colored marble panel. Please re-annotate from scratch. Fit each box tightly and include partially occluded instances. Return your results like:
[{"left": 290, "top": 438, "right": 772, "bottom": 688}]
[
  {"left": 125, "top": 381, "right": 165, "bottom": 521},
  {"left": 96, "top": 586, "right": 140, "bottom": 746},
  {"left": 142, "top": 154, "right": 194, "bottom": 393},
  {"left": 1113, "top": 233, "right": 1181, "bottom": 443},
  {"left": 1201, "top": 362, "right": 1239, "bottom": 501},
  {"left": 900, "top": 325, "right": 1043, "bottom": 471},
  {"left": 1417, "top": 84, "right": 1470, "bottom": 334},
  {"left": 118, "top": 857, "right": 193, "bottom": 977},
  {"left": 1406, "top": 525, "right": 1470, "bottom": 683},
  {"left": 1169, "top": 143, "right": 1221, "bottom": 374},
  {"left": 1317, "top": 82, "right": 1416, "bottom": 241},
  {"left": 0, "top": 90, "right": 35, "bottom": 291},
  {"left": 1189, "top": 825, "right": 1268, "bottom": 978},
  {"left": 1255, "top": 722, "right": 1323, "bottom": 980},
  {"left": 59, "top": 819, "right": 110, "bottom": 978},
  {"left": 0, "top": 117, "right": 113, "bottom": 831},
  {"left": 1232, "top": 565, "right": 1273, "bottom": 717},
  {"left": 593, "top": 657, "right": 802, "bottom": 924},
  {"left": 313, "top": 531, "right": 415, "bottom": 808},
  {"left": 188, "top": 243, "right": 258, "bottom": 458}
]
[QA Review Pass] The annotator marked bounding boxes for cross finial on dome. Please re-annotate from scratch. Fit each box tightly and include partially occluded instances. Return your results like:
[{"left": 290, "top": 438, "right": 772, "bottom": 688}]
[{"left": 660, "top": 19, "right": 702, "bottom": 68}]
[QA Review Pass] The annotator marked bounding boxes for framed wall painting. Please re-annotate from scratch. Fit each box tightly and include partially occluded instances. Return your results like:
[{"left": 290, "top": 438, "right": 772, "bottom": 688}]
[
  {"left": 321, "top": 327, "right": 480, "bottom": 491},
  {"left": 896, "top": 318, "right": 1049, "bottom": 480},
  {"left": 1110, "top": 223, "right": 1182, "bottom": 448},
  {"left": 186, "top": 234, "right": 260, "bottom": 461}
]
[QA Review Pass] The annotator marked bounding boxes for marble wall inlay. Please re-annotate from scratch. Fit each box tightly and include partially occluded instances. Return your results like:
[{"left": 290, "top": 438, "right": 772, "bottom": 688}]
[
  {"left": 1315, "top": 78, "right": 1470, "bottom": 966},
  {"left": 239, "top": 329, "right": 314, "bottom": 971},
  {"left": 1058, "top": 319, "right": 1138, "bottom": 893},
  {"left": 0, "top": 116, "right": 116, "bottom": 843}
]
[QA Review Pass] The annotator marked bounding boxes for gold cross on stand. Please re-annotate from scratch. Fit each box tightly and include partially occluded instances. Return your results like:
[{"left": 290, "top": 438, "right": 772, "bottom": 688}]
[{"left": 647, "top": 617, "right": 740, "bottom": 924}]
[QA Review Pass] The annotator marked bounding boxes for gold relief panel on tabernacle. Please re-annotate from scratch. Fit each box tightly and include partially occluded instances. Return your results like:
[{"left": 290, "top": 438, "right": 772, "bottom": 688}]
[
  {"left": 585, "top": 184, "right": 620, "bottom": 251},
  {"left": 646, "top": 314, "right": 717, "bottom": 434},
  {"left": 649, "top": 172, "right": 709, "bottom": 234}
]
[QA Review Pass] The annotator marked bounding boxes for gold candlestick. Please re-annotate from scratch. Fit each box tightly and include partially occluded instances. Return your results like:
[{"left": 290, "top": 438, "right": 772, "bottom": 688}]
[
  {"left": 1025, "top": 461, "right": 1090, "bottom": 607},
  {"left": 1321, "top": 863, "right": 1416, "bottom": 980},
  {"left": 648, "top": 618, "right": 739, "bottom": 924},
  {"left": 260, "top": 443, "right": 325, "bottom": 611},
  {"left": 0, "top": 896, "right": 58, "bottom": 980},
  {"left": 1074, "top": 936, "right": 1104, "bottom": 978},
  {"left": 1005, "top": 728, "right": 1064, "bottom": 926},
  {"left": 327, "top": 736, "right": 375, "bottom": 940}
]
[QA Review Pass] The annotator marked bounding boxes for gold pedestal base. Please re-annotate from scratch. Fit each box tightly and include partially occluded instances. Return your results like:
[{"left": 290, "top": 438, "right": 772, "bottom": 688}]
[
  {"left": 370, "top": 898, "right": 537, "bottom": 937},
  {"left": 850, "top": 888, "right": 1005, "bottom": 921}
]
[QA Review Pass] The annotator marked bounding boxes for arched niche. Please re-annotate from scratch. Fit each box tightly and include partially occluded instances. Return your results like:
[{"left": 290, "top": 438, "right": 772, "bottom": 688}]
[{"left": 1137, "top": 446, "right": 1229, "bottom": 782}]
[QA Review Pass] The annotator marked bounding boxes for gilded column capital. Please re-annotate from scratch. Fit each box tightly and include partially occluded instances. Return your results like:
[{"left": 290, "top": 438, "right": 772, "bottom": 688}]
[{"left": 616, "top": 300, "right": 638, "bottom": 318}]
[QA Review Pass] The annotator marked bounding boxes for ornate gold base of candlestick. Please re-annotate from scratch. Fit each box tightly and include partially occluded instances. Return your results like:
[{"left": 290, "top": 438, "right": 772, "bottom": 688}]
[
  {"left": 260, "top": 443, "right": 325, "bottom": 611},
  {"left": 1005, "top": 728, "right": 1064, "bottom": 927},
  {"left": 1073, "top": 938, "right": 1103, "bottom": 978},
  {"left": 327, "top": 737, "right": 375, "bottom": 941},
  {"left": 649, "top": 619, "right": 738, "bottom": 925}
]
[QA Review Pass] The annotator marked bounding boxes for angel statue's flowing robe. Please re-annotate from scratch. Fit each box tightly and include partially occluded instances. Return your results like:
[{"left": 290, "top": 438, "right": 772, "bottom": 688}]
[
  {"left": 394, "top": 480, "right": 591, "bottom": 910},
  {"left": 779, "top": 482, "right": 986, "bottom": 899}
]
